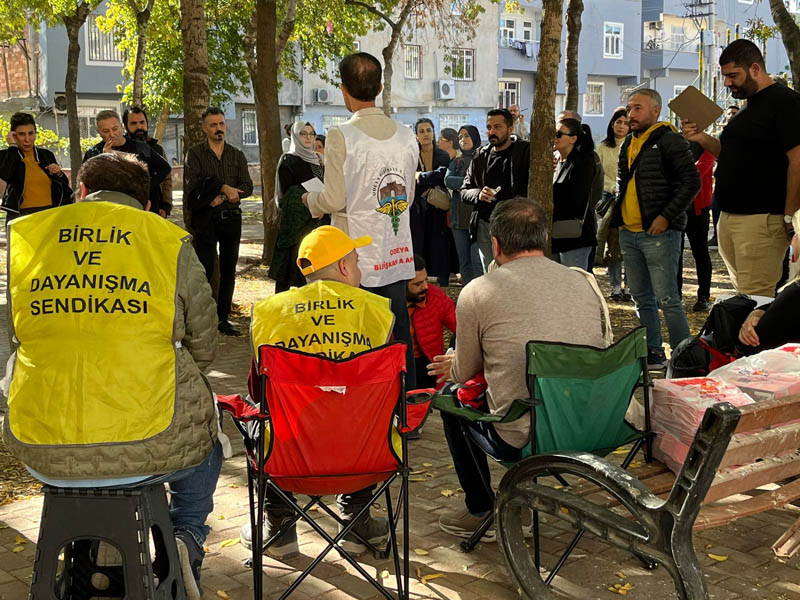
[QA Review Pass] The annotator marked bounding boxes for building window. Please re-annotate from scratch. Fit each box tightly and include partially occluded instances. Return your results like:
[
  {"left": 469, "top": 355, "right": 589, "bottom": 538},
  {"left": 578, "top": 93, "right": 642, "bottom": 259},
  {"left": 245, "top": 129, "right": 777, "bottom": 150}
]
[
  {"left": 498, "top": 79, "right": 520, "bottom": 109},
  {"left": 522, "top": 20, "right": 534, "bottom": 41},
  {"left": 450, "top": 48, "right": 474, "bottom": 81},
  {"left": 583, "top": 82, "right": 604, "bottom": 116},
  {"left": 604, "top": 22, "right": 623, "bottom": 59},
  {"left": 673, "top": 85, "right": 687, "bottom": 99},
  {"left": 322, "top": 115, "right": 348, "bottom": 134},
  {"left": 501, "top": 17, "right": 515, "bottom": 46},
  {"left": 85, "top": 14, "right": 124, "bottom": 64},
  {"left": 404, "top": 45, "right": 421, "bottom": 80},
  {"left": 353, "top": 40, "right": 361, "bottom": 51},
  {"left": 242, "top": 110, "right": 258, "bottom": 146},
  {"left": 74, "top": 102, "right": 121, "bottom": 138},
  {"left": 440, "top": 114, "right": 470, "bottom": 132},
  {"left": 555, "top": 94, "right": 566, "bottom": 116},
  {"left": 669, "top": 25, "right": 686, "bottom": 50}
]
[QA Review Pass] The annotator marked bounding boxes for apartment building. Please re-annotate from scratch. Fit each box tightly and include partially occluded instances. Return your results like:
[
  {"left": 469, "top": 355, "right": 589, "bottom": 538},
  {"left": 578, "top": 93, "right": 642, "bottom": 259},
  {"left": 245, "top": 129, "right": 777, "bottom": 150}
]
[{"left": 497, "top": 0, "right": 643, "bottom": 136}]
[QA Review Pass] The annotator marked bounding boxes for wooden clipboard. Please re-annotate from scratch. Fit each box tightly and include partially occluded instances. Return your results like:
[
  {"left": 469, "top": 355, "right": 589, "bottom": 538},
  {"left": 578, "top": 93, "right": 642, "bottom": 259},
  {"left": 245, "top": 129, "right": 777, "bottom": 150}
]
[{"left": 667, "top": 86, "right": 723, "bottom": 131}]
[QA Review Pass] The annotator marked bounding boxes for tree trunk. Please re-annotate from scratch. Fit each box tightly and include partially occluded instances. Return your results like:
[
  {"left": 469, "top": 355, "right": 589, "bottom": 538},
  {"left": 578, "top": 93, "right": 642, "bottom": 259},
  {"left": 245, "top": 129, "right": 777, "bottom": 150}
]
[
  {"left": 252, "top": 0, "right": 283, "bottom": 264},
  {"left": 528, "top": 0, "right": 564, "bottom": 253},
  {"left": 768, "top": 0, "right": 800, "bottom": 86},
  {"left": 564, "top": 0, "right": 583, "bottom": 112},
  {"left": 154, "top": 104, "right": 170, "bottom": 143},
  {"left": 380, "top": 0, "right": 415, "bottom": 115},
  {"left": 180, "top": 0, "right": 209, "bottom": 153},
  {"left": 129, "top": 0, "right": 155, "bottom": 107},
  {"left": 63, "top": 3, "right": 91, "bottom": 187}
]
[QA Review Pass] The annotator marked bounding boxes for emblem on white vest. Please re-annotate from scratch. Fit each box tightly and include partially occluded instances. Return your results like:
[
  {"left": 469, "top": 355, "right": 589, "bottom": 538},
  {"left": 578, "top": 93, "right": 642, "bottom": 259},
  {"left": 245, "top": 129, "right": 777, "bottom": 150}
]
[{"left": 373, "top": 167, "right": 409, "bottom": 235}]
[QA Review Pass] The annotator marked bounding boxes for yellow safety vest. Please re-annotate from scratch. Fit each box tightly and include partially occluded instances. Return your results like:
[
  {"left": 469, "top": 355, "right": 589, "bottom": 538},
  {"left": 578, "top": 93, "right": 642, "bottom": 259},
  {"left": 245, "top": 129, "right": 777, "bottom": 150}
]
[
  {"left": 251, "top": 280, "right": 395, "bottom": 358},
  {"left": 8, "top": 202, "right": 186, "bottom": 447}
]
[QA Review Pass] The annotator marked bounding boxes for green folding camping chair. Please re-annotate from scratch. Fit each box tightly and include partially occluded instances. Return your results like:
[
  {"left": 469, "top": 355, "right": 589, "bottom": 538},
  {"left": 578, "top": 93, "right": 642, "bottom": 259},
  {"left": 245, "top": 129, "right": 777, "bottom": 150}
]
[{"left": 432, "top": 326, "right": 653, "bottom": 554}]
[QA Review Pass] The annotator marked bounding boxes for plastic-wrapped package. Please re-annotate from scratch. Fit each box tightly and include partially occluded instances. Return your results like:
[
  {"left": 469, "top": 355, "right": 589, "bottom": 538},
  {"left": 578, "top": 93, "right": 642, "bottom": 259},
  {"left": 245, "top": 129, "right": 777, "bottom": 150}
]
[
  {"left": 652, "top": 428, "right": 689, "bottom": 475},
  {"left": 710, "top": 344, "right": 800, "bottom": 401},
  {"left": 652, "top": 377, "right": 754, "bottom": 445}
]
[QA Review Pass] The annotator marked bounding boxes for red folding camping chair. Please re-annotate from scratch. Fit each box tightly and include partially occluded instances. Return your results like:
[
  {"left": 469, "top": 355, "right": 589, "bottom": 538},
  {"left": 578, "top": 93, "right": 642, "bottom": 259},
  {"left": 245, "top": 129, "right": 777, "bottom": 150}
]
[{"left": 217, "top": 342, "right": 431, "bottom": 600}]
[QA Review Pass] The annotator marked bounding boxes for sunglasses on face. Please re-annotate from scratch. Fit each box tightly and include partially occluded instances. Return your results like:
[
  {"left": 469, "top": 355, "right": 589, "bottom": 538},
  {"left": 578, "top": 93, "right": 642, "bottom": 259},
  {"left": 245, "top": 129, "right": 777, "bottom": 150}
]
[{"left": 555, "top": 131, "right": 575, "bottom": 139}]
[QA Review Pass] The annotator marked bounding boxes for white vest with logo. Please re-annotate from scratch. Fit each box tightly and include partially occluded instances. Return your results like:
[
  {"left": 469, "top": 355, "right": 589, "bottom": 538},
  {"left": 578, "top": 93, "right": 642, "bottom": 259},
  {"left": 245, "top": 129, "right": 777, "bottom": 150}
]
[{"left": 338, "top": 122, "right": 418, "bottom": 288}]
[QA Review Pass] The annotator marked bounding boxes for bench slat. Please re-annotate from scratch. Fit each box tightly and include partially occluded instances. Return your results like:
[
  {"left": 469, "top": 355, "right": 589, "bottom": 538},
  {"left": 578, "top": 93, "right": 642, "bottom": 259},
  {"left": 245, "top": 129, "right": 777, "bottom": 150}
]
[
  {"left": 719, "top": 423, "right": 800, "bottom": 470},
  {"left": 735, "top": 394, "right": 800, "bottom": 434},
  {"left": 706, "top": 451, "right": 800, "bottom": 504},
  {"left": 694, "top": 477, "right": 800, "bottom": 530}
]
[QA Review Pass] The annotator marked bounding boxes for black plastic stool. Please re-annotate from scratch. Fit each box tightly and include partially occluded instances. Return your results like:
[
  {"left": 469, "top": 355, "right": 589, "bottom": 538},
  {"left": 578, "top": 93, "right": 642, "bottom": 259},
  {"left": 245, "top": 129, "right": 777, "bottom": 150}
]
[{"left": 29, "top": 484, "right": 186, "bottom": 600}]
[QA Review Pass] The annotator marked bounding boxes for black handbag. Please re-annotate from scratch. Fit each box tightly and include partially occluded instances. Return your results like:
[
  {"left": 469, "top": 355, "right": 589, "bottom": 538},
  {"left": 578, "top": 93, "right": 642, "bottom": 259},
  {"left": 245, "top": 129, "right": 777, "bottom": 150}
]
[{"left": 596, "top": 191, "right": 617, "bottom": 218}]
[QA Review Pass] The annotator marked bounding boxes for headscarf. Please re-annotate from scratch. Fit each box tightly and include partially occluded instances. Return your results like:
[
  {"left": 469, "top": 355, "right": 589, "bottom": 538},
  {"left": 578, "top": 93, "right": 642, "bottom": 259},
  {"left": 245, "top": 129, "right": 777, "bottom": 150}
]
[
  {"left": 458, "top": 125, "right": 481, "bottom": 157},
  {"left": 274, "top": 121, "right": 322, "bottom": 206}
]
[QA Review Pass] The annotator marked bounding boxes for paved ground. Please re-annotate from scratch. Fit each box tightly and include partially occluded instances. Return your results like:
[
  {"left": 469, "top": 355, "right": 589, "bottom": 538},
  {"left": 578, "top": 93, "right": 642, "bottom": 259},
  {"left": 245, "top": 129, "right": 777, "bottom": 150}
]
[{"left": 2, "top": 200, "right": 800, "bottom": 599}]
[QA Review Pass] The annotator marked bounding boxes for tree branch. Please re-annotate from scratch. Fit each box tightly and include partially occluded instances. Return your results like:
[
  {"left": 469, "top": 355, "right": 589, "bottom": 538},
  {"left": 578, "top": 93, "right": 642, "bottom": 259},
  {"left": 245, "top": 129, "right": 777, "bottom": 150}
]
[
  {"left": 275, "top": 0, "right": 299, "bottom": 60},
  {"left": 344, "top": 0, "right": 396, "bottom": 29}
]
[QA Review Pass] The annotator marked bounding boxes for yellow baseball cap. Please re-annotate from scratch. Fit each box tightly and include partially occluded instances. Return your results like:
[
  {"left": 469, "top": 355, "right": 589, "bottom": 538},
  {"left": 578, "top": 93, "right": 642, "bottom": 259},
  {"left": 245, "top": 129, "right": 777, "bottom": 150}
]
[{"left": 296, "top": 226, "right": 372, "bottom": 275}]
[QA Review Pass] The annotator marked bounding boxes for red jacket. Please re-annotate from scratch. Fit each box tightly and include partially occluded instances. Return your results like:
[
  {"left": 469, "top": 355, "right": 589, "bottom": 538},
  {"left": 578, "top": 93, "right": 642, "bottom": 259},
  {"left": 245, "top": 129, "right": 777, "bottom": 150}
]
[
  {"left": 692, "top": 150, "right": 714, "bottom": 215},
  {"left": 409, "top": 284, "right": 457, "bottom": 362}
]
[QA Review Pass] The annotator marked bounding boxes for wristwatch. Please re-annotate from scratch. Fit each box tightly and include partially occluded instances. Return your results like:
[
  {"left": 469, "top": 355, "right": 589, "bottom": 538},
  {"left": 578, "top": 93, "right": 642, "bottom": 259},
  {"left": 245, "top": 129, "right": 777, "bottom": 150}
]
[{"left": 785, "top": 215, "right": 793, "bottom": 224}]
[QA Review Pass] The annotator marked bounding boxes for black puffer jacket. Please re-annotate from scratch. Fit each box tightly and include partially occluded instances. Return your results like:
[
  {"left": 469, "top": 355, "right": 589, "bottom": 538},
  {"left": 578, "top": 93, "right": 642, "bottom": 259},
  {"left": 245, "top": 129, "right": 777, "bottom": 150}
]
[{"left": 611, "top": 125, "right": 700, "bottom": 232}]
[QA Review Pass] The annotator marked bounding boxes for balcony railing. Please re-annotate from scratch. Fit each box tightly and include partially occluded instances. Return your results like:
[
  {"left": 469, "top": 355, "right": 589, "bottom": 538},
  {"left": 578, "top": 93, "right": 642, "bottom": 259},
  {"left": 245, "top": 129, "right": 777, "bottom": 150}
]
[{"left": 643, "top": 38, "right": 701, "bottom": 53}]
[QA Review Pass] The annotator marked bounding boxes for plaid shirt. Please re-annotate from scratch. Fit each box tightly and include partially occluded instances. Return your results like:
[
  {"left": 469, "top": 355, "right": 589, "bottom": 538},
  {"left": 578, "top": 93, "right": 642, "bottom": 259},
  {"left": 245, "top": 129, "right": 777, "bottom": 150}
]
[{"left": 183, "top": 140, "right": 253, "bottom": 204}]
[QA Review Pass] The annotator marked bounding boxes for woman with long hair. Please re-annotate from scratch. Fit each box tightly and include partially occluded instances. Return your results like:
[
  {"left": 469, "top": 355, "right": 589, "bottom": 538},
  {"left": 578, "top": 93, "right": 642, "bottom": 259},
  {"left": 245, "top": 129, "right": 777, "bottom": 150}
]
[
  {"left": 412, "top": 118, "right": 452, "bottom": 287},
  {"left": 596, "top": 107, "right": 631, "bottom": 300},
  {"left": 269, "top": 121, "right": 327, "bottom": 292},
  {"left": 552, "top": 118, "right": 597, "bottom": 269}
]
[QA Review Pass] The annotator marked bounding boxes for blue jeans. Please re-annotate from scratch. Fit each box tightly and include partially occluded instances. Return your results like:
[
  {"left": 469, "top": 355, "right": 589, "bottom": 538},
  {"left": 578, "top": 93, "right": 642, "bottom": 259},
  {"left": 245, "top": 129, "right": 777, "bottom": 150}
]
[
  {"left": 139, "top": 441, "right": 224, "bottom": 548},
  {"left": 552, "top": 246, "right": 593, "bottom": 270},
  {"left": 28, "top": 441, "right": 223, "bottom": 549},
  {"left": 620, "top": 228, "right": 691, "bottom": 352},
  {"left": 451, "top": 228, "right": 477, "bottom": 284},
  {"left": 608, "top": 259, "right": 623, "bottom": 290}
]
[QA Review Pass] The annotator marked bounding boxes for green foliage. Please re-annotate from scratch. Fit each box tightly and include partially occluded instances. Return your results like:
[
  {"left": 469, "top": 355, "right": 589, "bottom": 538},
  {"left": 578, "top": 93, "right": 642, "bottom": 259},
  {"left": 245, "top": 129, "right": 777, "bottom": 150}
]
[
  {"left": 744, "top": 17, "right": 780, "bottom": 43},
  {"left": 0, "top": 116, "right": 100, "bottom": 153},
  {"left": 99, "top": 0, "right": 251, "bottom": 112}
]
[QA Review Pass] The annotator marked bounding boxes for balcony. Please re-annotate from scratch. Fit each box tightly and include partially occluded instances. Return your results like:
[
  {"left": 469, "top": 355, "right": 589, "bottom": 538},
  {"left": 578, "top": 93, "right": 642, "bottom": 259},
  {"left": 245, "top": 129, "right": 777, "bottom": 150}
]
[
  {"left": 642, "top": 38, "right": 702, "bottom": 71},
  {"left": 499, "top": 39, "right": 539, "bottom": 72}
]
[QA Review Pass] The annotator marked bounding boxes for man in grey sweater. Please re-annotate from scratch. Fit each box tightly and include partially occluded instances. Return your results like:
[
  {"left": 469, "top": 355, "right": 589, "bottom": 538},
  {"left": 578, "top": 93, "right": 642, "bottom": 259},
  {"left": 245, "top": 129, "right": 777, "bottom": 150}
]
[{"left": 429, "top": 199, "right": 606, "bottom": 540}]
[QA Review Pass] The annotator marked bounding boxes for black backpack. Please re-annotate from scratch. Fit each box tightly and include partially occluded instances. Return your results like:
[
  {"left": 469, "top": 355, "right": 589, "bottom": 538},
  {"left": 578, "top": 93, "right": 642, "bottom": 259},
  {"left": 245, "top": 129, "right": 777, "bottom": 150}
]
[{"left": 668, "top": 295, "right": 758, "bottom": 378}]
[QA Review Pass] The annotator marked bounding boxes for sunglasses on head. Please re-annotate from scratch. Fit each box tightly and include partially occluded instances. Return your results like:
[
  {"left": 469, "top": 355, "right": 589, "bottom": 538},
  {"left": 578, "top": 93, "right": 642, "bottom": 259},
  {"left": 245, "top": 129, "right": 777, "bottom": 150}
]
[{"left": 555, "top": 131, "right": 575, "bottom": 139}]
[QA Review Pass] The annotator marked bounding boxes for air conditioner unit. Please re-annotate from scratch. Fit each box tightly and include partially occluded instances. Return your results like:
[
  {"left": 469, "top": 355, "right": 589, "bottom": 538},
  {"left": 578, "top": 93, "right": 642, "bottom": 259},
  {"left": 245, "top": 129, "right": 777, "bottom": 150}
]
[
  {"left": 313, "top": 88, "right": 333, "bottom": 104},
  {"left": 53, "top": 93, "right": 67, "bottom": 113},
  {"left": 648, "top": 21, "right": 662, "bottom": 30},
  {"left": 434, "top": 80, "right": 456, "bottom": 100}
]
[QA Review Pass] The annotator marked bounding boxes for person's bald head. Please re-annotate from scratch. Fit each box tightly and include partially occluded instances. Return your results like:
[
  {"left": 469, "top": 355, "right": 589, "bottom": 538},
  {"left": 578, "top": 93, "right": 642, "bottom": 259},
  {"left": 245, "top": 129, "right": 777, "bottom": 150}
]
[{"left": 557, "top": 110, "right": 582, "bottom": 123}]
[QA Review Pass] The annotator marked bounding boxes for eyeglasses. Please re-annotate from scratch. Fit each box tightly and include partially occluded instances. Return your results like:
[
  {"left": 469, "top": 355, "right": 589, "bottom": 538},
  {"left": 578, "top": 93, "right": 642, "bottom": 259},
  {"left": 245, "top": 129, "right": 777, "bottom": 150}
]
[
  {"left": 298, "top": 132, "right": 316, "bottom": 138},
  {"left": 555, "top": 131, "right": 575, "bottom": 139}
]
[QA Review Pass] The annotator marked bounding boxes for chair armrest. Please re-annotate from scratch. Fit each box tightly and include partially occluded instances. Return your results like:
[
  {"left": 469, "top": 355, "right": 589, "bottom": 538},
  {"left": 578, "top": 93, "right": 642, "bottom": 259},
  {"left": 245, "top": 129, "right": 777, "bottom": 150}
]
[
  {"left": 399, "top": 390, "right": 435, "bottom": 434},
  {"left": 432, "top": 394, "right": 530, "bottom": 424}
]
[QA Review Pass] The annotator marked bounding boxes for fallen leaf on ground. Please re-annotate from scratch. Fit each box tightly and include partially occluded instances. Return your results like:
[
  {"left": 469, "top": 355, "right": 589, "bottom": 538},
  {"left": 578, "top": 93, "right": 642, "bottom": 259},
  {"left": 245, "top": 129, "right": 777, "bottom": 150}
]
[
  {"left": 227, "top": 483, "right": 239, "bottom": 489},
  {"left": 422, "top": 463, "right": 433, "bottom": 467},
  {"left": 409, "top": 477, "right": 427, "bottom": 483},
  {"left": 707, "top": 553, "right": 728, "bottom": 562},
  {"left": 12, "top": 546, "right": 24, "bottom": 553},
  {"left": 216, "top": 591, "right": 231, "bottom": 599},
  {"left": 414, "top": 548, "right": 429, "bottom": 556},
  {"left": 220, "top": 538, "right": 240, "bottom": 548},
  {"left": 421, "top": 573, "right": 446, "bottom": 585},
  {"left": 380, "top": 570, "right": 390, "bottom": 579},
  {"left": 15, "top": 535, "right": 27, "bottom": 544},
  {"left": 218, "top": 515, "right": 225, "bottom": 519},
  {"left": 410, "top": 470, "right": 428, "bottom": 475},
  {"left": 560, "top": 507, "right": 569, "bottom": 514},
  {"left": 416, "top": 567, "right": 422, "bottom": 579},
  {"left": 612, "top": 448, "right": 628, "bottom": 455},
  {"left": 441, "top": 489, "right": 455, "bottom": 497},
  {"left": 615, "top": 571, "right": 625, "bottom": 579}
]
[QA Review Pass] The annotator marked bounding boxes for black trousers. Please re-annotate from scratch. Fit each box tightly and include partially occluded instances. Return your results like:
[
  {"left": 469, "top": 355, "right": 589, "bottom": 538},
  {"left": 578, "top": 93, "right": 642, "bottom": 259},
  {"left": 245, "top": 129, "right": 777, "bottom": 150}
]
[
  {"left": 678, "top": 207, "right": 712, "bottom": 300},
  {"left": 363, "top": 279, "right": 416, "bottom": 390},
  {"left": 194, "top": 215, "right": 242, "bottom": 323}
]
